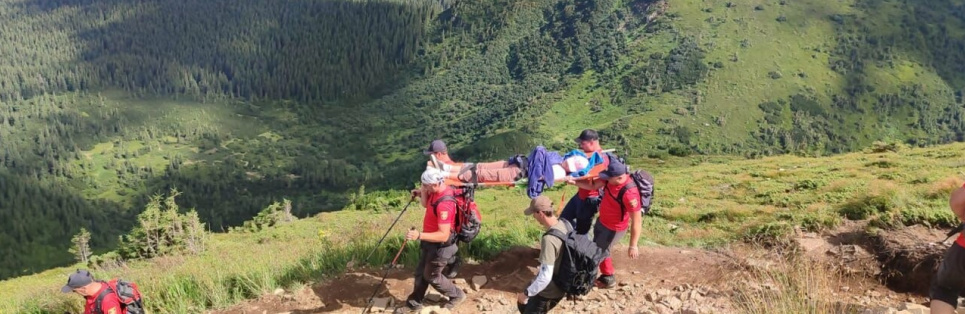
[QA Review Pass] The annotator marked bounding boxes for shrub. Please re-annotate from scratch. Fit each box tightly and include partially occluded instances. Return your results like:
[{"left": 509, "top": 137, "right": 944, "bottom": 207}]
[
  {"left": 119, "top": 189, "right": 208, "bottom": 259},
  {"left": 234, "top": 199, "right": 295, "bottom": 233},
  {"left": 837, "top": 191, "right": 895, "bottom": 220}
]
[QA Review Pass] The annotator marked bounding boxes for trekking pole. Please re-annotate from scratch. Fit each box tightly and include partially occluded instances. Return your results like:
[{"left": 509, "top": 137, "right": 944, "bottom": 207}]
[
  {"left": 349, "top": 195, "right": 417, "bottom": 269},
  {"left": 943, "top": 223, "right": 965, "bottom": 243},
  {"left": 362, "top": 227, "right": 415, "bottom": 314}
]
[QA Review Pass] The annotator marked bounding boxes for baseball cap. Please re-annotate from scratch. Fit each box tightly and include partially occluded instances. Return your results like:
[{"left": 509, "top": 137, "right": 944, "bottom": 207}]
[
  {"left": 61, "top": 269, "right": 94, "bottom": 293},
  {"left": 598, "top": 158, "right": 628, "bottom": 180},
  {"left": 423, "top": 140, "right": 448, "bottom": 155},
  {"left": 421, "top": 168, "right": 447, "bottom": 185},
  {"left": 523, "top": 195, "right": 553, "bottom": 215},
  {"left": 574, "top": 129, "right": 599, "bottom": 143}
]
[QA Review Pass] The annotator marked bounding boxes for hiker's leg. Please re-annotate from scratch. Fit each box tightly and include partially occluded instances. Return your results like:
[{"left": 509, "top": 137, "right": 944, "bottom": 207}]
[
  {"left": 575, "top": 197, "right": 601, "bottom": 235},
  {"left": 559, "top": 195, "right": 581, "bottom": 229},
  {"left": 428, "top": 244, "right": 465, "bottom": 302},
  {"left": 444, "top": 250, "right": 462, "bottom": 278},
  {"left": 930, "top": 244, "right": 965, "bottom": 313},
  {"left": 592, "top": 220, "right": 626, "bottom": 276},
  {"left": 459, "top": 166, "right": 520, "bottom": 182},
  {"left": 474, "top": 161, "right": 510, "bottom": 169},
  {"left": 522, "top": 295, "right": 562, "bottom": 314},
  {"left": 406, "top": 243, "right": 433, "bottom": 304}
]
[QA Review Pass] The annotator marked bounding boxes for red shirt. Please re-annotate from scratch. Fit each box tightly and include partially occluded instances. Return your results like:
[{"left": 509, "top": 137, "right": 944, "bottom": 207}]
[
  {"left": 577, "top": 151, "right": 609, "bottom": 200},
  {"left": 85, "top": 282, "right": 122, "bottom": 314},
  {"left": 424, "top": 188, "right": 456, "bottom": 234},
  {"left": 598, "top": 178, "right": 642, "bottom": 231},
  {"left": 958, "top": 183, "right": 965, "bottom": 248}
]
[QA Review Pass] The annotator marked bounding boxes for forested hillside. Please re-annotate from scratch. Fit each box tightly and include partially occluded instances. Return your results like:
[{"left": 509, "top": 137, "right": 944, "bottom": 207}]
[{"left": 3, "top": 0, "right": 965, "bottom": 280}]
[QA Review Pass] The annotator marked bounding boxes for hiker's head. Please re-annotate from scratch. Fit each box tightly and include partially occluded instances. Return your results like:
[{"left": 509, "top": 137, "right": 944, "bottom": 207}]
[
  {"left": 423, "top": 139, "right": 448, "bottom": 157},
  {"left": 61, "top": 269, "right": 99, "bottom": 296},
  {"left": 420, "top": 168, "right": 447, "bottom": 193},
  {"left": 599, "top": 158, "right": 629, "bottom": 185},
  {"left": 562, "top": 155, "right": 590, "bottom": 173},
  {"left": 575, "top": 129, "right": 601, "bottom": 152},
  {"left": 524, "top": 196, "right": 556, "bottom": 226}
]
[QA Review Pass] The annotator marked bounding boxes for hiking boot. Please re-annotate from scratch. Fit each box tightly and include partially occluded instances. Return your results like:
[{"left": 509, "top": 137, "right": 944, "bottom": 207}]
[
  {"left": 393, "top": 299, "right": 423, "bottom": 314},
  {"left": 444, "top": 292, "right": 466, "bottom": 310},
  {"left": 595, "top": 275, "right": 616, "bottom": 289},
  {"left": 444, "top": 256, "right": 462, "bottom": 279}
]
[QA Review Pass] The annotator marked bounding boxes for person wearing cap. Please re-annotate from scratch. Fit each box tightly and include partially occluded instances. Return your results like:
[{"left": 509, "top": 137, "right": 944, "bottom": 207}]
[
  {"left": 567, "top": 158, "right": 642, "bottom": 288},
  {"left": 61, "top": 269, "right": 122, "bottom": 314},
  {"left": 517, "top": 195, "right": 570, "bottom": 313},
  {"left": 423, "top": 139, "right": 464, "bottom": 171},
  {"left": 423, "top": 139, "right": 520, "bottom": 183},
  {"left": 397, "top": 168, "right": 466, "bottom": 313},
  {"left": 560, "top": 129, "right": 612, "bottom": 235}
]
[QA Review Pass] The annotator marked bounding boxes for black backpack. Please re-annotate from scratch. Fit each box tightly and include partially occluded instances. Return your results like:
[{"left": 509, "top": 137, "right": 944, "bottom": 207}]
[
  {"left": 544, "top": 221, "right": 609, "bottom": 298},
  {"left": 432, "top": 186, "right": 482, "bottom": 245}
]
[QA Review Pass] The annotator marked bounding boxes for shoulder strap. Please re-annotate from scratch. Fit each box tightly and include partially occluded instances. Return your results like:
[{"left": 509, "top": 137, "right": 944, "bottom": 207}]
[
  {"left": 544, "top": 220, "right": 573, "bottom": 240},
  {"left": 93, "top": 284, "right": 113, "bottom": 314},
  {"left": 609, "top": 181, "right": 634, "bottom": 218},
  {"left": 431, "top": 195, "right": 457, "bottom": 216}
]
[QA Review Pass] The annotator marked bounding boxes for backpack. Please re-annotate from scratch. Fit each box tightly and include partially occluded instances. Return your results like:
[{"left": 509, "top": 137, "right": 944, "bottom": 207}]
[
  {"left": 604, "top": 169, "right": 655, "bottom": 216},
  {"left": 545, "top": 221, "right": 609, "bottom": 298},
  {"left": 94, "top": 279, "right": 145, "bottom": 314},
  {"left": 432, "top": 186, "right": 482, "bottom": 245}
]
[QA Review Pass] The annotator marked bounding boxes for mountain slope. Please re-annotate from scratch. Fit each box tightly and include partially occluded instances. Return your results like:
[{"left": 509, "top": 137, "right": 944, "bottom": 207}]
[
  {"left": 4, "top": 0, "right": 965, "bottom": 280},
  {"left": 4, "top": 140, "right": 965, "bottom": 313}
]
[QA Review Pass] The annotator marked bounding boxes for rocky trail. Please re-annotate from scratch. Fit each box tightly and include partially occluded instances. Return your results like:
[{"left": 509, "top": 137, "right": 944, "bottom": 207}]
[{"left": 213, "top": 223, "right": 963, "bottom": 314}]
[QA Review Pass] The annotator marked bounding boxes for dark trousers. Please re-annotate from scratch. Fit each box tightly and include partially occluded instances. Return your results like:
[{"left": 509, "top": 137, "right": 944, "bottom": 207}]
[
  {"left": 406, "top": 242, "right": 463, "bottom": 304},
  {"left": 931, "top": 243, "right": 965, "bottom": 307},
  {"left": 559, "top": 195, "right": 601, "bottom": 235},
  {"left": 517, "top": 295, "right": 562, "bottom": 314}
]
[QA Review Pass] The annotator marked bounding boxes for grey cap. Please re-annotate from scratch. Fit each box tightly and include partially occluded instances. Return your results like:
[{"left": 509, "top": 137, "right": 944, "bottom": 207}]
[
  {"left": 423, "top": 139, "right": 447, "bottom": 155},
  {"left": 598, "top": 158, "right": 628, "bottom": 180},
  {"left": 574, "top": 129, "right": 600, "bottom": 143},
  {"left": 61, "top": 269, "right": 94, "bottom": 293}
]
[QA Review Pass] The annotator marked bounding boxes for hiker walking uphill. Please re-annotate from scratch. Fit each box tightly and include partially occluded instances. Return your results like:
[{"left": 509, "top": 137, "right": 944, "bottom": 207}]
[
  {"left": 560, "top": 129, "right": 612, "bottom": 235},
  {"left": 931, "top": 182, "right": 965, "bottom": 314},
  {"left": 517, "top": 195, "right": 607, "bottom": 313},
  {"left": 396, "top": 168, "right": 466, "bottom": 313},
  {"left": 567, "top": 158, "right": 643, "bottom": 289},
  {"left": 61, "top": 269, "right": 144, "bottom": 314},
  {"left": 518, "top": 196, "right": 570, "bottom": 314}
]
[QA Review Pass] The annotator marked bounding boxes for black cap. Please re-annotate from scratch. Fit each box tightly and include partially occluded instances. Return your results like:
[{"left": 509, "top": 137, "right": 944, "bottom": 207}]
[
  {"left": 423, "top": 139, "right": 447, "bottom": 155},
  {"left": 61, "top": 269, "right": 94, "bottom": 293},
  {"left": 574, "top": 129, "right": 600, "bottom": 143},
  {"left": 598, "top": 158, "right": 628, "bottom": 180}
]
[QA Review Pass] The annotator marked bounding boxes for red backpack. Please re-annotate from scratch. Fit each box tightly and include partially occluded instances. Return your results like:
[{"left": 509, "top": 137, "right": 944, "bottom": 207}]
[
  {"left": 94, "top": 279, "right": 145, "bottom": 314},
  {"left": 432, "top": 186, "right": 483, "bottom": 245}
]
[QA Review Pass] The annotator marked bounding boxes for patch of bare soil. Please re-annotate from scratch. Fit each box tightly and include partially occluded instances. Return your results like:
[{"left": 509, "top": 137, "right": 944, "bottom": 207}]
[
  {"left": 212, "top": 245, "right": 736, "bottom": 314},
  {"left": 214, "top": 222, "right": 959, "bottom": 314},
  {"left": 870, "top": 225, "right": 949, "bottom": 294}
]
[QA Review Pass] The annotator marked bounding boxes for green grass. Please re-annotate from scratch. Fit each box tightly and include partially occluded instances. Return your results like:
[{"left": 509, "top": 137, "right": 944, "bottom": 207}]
[
  {"left": 535, "top": 0, "right": 962, "bottom": 156},
  {"left": 7, "top": 141, "right": 965, "bottom": 312}
]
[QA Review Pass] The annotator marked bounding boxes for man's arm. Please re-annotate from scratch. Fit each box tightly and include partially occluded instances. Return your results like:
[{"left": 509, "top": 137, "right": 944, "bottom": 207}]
[
  {"left": 413, "top": 199, "right": 455, "bottom": 243},
  {"left": 628, "top": 210, "right": 642, "bottom": 258},
  {"left": 419, "top": 224, "right": 452, "bottom": 243},
  {"left": 950, "top": 186, "right": 965, "bottom": 223}
]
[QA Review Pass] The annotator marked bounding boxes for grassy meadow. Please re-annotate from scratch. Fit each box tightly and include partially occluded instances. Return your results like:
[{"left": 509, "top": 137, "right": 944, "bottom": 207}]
[{"left": 4, "top": 141, "right": 964, "bottom": 312}]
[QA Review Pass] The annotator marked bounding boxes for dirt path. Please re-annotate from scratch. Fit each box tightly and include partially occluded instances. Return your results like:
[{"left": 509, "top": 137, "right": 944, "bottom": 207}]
[{"left": 212, "top": 235, "right": 940, "bottom": 314}]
